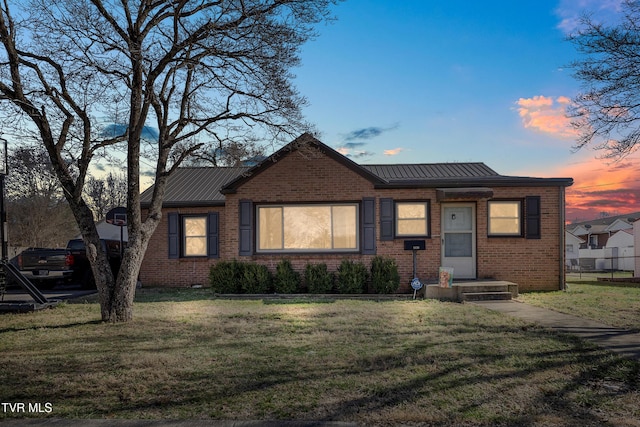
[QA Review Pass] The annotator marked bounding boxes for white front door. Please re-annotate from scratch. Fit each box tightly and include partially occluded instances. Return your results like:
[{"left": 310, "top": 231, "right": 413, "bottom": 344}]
[{"left": 441, "top": 203, "right": 476, "bottom": 279}]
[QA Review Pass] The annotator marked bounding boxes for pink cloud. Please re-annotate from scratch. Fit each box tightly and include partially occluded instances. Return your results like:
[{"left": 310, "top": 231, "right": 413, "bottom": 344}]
[
  {"left": 515, "top": 95, "right": 578, "bottom": 139},
  {"left": 527, "top": 156, "right": 640, "bottom": 221},
  {"left": 384, "top": 148, "right": 404, "bottom": 156}
]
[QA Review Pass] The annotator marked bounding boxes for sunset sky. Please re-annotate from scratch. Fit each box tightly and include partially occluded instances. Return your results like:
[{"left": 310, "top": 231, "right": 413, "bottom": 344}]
[{"left": 293, "top": 0, "right": 640, "bottom": 222}]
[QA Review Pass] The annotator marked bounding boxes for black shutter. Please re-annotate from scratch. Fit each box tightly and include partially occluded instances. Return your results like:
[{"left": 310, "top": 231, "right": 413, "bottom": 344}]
[
  {"left": 380, "top": 198, "right": 394, "bottom": 241},
  {"left": 208, "top": 212, "right": 219, "bottom": 258},
  {"left": 239, "top": 200, "right": 253, "bottom": 256},
  {"left": 362, "top": 198, "right": 376, "bottom": 254},
  {"left": 168, "top": 212, "right": 179, "bottom": 259},
  {"left": 526, "top": 196, "right": 541, "bottom": 239}
]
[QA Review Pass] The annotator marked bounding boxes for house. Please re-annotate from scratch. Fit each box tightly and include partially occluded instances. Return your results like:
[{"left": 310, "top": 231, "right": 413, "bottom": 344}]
[
  {"left": 567, "top": 213, "right": 640, "bottom": 249},
  {"left": 567, "top": 212, "right": 640, "bottom": 271},
  {"left": 605, "top": 229, "right": 634, "bottom": 271},
  {"left": 139, "top": 134, "right": 573, "bottom": 292},
  {"left": 636, "top": 220, "right": 640, "bottom": 277},
  {"left": 565, "top": 231, "right": 583, "bottom": 270}
]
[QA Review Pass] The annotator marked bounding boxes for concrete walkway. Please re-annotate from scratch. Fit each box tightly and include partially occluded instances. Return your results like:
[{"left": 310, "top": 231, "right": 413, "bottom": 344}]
[{"left": 471, "top": 300, "right": 640, "bottom": 360}]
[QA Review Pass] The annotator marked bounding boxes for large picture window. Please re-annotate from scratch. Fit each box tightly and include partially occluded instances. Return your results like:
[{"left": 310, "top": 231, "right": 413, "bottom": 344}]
[
  {"left": 488, "top": 200, "right": 522, "bottom": 236},
  {"left": 395, "top": 202, "right": 429, "bottom": 237},
  {"left": 257, "top": 204, "right": 358, "bottom": 252}
]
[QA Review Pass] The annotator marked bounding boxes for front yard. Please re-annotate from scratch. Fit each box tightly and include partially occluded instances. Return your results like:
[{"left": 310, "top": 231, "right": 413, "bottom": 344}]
[
  {"left": 1, "top": 289, "right": 640, "bottom": 426},
  {"left": 519, "top": 272, "right": 640, "bottom": 330}
]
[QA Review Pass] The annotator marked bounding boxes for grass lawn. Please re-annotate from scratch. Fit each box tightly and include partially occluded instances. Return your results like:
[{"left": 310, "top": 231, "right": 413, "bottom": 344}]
[
  {"left": 518, "top": 273, "right": 640, "bottom": 331},
  {"left": 1, "top": 290, "right": 640, "bottom": 426}
]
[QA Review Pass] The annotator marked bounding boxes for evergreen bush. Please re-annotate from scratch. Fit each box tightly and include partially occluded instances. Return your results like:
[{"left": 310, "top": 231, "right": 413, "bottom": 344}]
[
  {"left": 209, "top": 260, "right": 243, "bottom": 293},
  {"left": 304, "top": 263, "right": 334, "bottom": 294},
  {"left": 274, "top": 259, "right": 301, "bottom": 293},
  {"left": 336, "top": 259, "right": 368, "bottom": 294},
  {"left": 241, "top": 263, "right": 273, "bottom": 294},
  {"left": 370, "top": 256, "right": 400, "bottom": 294}
]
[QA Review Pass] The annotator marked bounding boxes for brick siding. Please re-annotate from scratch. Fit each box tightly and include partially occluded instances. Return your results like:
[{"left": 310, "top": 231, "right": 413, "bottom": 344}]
[{"left": 140, "top": 150, "right": 565, "bottom": 291}]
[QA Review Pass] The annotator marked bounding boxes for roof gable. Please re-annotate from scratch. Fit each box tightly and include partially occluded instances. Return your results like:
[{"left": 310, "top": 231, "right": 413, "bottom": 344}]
[
  {"left": 565, "top": 231, "right": 585, "bottom": 244},
  {"left": 570, "top": 211, "right": 640, "bottom": 229},
  {"left": 221, "top": 133, "right": 386, "bottom": 194},
  {"left": 605, "top": 218, "right": 634, "bottom": 232}
]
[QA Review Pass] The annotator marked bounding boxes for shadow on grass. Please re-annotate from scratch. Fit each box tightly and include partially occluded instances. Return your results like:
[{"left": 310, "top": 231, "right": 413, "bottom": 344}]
[
  {"left": 50, "top": 322, "right": 639, "bottom": 425},
  {"left": 0, "top": 319, "right": 103, "bottom": 334},
  {"left": 4, "top": 301, "right": 640, "bottom": 425},
  {"left": 263, "top": 298, "right": 337, "bottom": 305}
]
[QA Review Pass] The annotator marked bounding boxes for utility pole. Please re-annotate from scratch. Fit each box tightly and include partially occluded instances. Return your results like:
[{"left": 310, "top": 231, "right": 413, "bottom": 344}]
[{"left": 0, "top": 137, "right": 7, "bottom": 262}]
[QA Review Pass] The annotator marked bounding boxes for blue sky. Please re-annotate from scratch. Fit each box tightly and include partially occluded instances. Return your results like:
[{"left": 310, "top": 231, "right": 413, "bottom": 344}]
[{"left": 292, "top": 0, "right": 640, "bottom": 221}]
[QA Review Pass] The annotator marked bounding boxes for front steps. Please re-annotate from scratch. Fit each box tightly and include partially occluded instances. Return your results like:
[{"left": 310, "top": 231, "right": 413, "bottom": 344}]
[{"left": 425, "top": 281, "right": 518, "bottom": 302}]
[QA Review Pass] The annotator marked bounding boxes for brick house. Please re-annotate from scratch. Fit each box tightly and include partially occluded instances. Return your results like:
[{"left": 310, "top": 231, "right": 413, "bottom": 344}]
[{"left": 140, "top": 133, "right": 573, "bottom": 292}]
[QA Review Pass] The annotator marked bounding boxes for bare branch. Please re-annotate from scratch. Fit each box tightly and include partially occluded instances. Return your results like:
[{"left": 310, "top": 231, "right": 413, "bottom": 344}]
[{"left": 568, "top": 0, "right": 640, "bottom": 159}]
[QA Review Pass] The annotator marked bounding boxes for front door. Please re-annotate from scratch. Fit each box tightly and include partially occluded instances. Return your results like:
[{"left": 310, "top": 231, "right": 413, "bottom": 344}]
[{"left": 441, "top": 203, "right": 476, "bottom": 279}]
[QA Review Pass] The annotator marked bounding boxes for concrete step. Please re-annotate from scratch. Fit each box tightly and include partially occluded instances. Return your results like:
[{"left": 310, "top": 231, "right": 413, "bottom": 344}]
[
  {"left": 461, "top": 291, "right": 512, "bottom": 302},
  {"left": 454, "top": 284, "right": 509, "bottom": 294},
  {"left": 425, "top": 281, "right": 518, "bottom": 302}
]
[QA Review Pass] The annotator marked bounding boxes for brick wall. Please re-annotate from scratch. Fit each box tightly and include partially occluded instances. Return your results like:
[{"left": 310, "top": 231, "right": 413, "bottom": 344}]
[
  {"left": 140, "top": 206, "right": 224, "bottom": 288},
  {"left": 140, "top": 150, "right": 565, "bottom": 291}
]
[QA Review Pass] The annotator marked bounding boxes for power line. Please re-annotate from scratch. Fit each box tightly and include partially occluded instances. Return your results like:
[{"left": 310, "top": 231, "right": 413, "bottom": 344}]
[{"left": 570, "top": 179, "right": 640, "bottom": 190}]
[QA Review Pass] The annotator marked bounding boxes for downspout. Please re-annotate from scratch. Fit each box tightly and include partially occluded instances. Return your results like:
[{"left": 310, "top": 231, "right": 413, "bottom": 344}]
[{"left": 559, "top": 186, "right": 566, "bottom": 291}]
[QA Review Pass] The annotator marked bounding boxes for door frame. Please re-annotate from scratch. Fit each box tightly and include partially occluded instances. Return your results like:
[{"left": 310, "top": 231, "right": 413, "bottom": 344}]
[{"left": 440, "top": 202, "right": 477, "bottom": 279}]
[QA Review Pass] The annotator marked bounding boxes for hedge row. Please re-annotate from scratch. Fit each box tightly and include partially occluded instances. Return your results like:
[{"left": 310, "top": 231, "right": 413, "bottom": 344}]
[{"left": 209, "top": 256, "right": 400, "bottom": 294}]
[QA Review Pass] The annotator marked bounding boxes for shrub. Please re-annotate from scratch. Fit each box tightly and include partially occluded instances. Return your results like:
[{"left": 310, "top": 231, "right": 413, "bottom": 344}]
[
  {"left": 274, "top": 259, "right": 301, "bottom": 293},
  {"left": 370, "top": 256, "right": 400, "bottom": 294},
  {"left": 242, "top": 263, "right": 273, "bottom": 294},
  {"left": 209, "top": 260, "right": 243, "bottom": 293},
  {"left": 336, "top": 259, "right": 368, "bottom": 294},
  {"left": 304, "top": 263, "right": 334, "bottom": 294}
]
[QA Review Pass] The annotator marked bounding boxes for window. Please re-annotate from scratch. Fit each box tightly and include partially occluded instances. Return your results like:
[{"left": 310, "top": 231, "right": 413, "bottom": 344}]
[
  {"left": 488, "top": 200, "right": 522, "bottom": 236},
  {"left": 168, "top": 212, "right": 219, "bottom": 259},
  {"left": 257, "top": 204, "right": 358, "bottom": 252},
  {"left": 183, "top": 216, "right": 207, "bottom": 256},
  {"left": 395, "top": 202, "right": 429, "bottom": 236}
]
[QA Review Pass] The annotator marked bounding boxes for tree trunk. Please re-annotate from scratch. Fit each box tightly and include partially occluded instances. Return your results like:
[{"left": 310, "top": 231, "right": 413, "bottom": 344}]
[{"left": 102, "top": 233, "right": 149, "bottom": 322}]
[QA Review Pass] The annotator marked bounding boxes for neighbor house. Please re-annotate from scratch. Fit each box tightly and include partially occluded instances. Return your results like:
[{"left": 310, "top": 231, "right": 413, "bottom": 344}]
[
  {"left": 567, "top": 212, "right": 640, "bottom": 271},
  {"left": 567, "top": 213, "right": 640, "bottom": 249},
  {"left": 139, "top": 134, "right": 573, "bottom": 292},
  {"left": 636, "top": 220, "right": 640, "bottom": 277},
  {"left": 606, "top": 229, "right": 635, "bottom": 271},
  {"left": 565, "top": 231, "right": 584, "bottom": 270}
]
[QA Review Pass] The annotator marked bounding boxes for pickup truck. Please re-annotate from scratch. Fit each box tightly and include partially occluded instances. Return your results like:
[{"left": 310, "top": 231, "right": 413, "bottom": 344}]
[
  {"left": 16, "top": 239, "right": 124, "bottom": 289},
  {"left": 16, "top": 248, "right": 74, "bottom": 288}
]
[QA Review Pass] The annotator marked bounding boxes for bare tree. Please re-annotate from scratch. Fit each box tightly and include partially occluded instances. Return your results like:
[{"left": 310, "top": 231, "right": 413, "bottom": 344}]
[
  {"left": 185, "top": 139, "right": 267, "bottom": 166},
  {"left": 6, "top": 145, "right": 77, "bottom": 247},
  {"left": 0, "top": 0, "right": 337, "bottom": 322},
  {"left": 85, "top": 172, "right": 127, "bottom": 221},
  {"left": 568, "top": 0, "right": 640, "bottom": 159}
]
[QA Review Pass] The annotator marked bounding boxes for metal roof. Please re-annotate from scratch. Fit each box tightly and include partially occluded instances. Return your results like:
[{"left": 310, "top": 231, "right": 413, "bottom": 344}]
[
  {"left": 140, "top": 137, "right": 572, "bottom": 208},
  {"left": 140, "top": 167, "right": 248, "bottom": 208},
  {"left": 567, "top": 211, "right": 640, "bottom": 233},
  {"left": 361, "top": 163, "right": 499, "bottom": 181}
]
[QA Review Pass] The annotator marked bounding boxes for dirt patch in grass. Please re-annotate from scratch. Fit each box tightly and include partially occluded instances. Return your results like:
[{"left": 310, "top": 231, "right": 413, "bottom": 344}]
[{"left": 1, "top": 297, "right": 639, "bottom": 426}]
